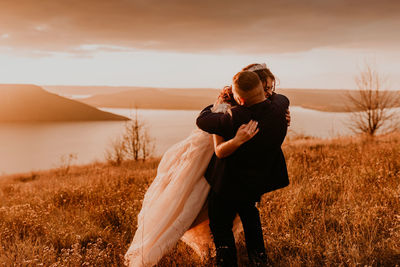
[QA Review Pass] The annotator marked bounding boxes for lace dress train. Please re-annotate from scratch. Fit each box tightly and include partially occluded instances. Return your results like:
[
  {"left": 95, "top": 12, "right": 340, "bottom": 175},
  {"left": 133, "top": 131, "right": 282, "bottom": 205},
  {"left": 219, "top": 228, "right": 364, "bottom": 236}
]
[{"left": 124, "top": 104, "right": 242, "bottom": 266}]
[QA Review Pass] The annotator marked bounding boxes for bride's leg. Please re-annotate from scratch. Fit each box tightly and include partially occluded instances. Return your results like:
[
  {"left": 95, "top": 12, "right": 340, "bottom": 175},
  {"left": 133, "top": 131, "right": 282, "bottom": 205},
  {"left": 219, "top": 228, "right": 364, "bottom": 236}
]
[{"left": 188, "top": 199, "right": 209, "bottom": 229}]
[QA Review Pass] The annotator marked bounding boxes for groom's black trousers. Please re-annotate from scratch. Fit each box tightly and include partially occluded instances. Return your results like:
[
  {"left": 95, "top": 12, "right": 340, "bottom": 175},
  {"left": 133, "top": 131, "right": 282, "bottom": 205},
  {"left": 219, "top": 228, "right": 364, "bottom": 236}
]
[{"left": 208, "top": 190, "right": 266, "bottom": 267}]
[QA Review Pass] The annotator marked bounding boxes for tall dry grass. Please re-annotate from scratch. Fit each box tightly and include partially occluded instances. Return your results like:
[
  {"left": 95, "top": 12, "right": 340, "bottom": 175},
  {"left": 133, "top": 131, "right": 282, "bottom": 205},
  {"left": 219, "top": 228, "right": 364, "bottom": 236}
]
[{"left": 0, "top": 133, "right": 399, "bottom": 266}]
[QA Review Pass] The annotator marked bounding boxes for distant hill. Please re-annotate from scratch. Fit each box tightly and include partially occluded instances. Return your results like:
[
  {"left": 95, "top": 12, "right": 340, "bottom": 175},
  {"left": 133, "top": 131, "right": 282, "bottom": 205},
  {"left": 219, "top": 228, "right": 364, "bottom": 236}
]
[
  {"left": 0, "top": 84, "right": 129, "bottom": 122},
  {"left": 281, "top": 89, "right": 400, "bottom": 112},
  {"left": 77, "top": 88, "right": 219, "bottom": 110},
  {"left": 42, "top": 85, "right": 217, "bottom": 96},
  {"left": 43, "top": 85, "right": 400, "bottom": 112},
  {"left": 280, "top": 89, "right": 351, "bottom": 112},
  {"left": 73, "top": 87, "right": 356, "bottom": 112}
]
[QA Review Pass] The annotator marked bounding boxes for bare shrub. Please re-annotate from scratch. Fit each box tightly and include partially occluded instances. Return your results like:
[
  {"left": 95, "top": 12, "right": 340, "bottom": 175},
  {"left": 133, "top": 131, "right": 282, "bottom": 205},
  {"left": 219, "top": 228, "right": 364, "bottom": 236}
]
[
  {"left": 105, "top": 111, "right": 155, "bottom": 164},
  {"left": 122, "top": 112, "right": 155, "bottom": 162},
  {"left": 123, "top": 113, "right": 143, "bottom": 161},
  {"left": 139, "top": 128, "right": 155, "bottom": 162},
  {"left": 345, "top": 62, "right": 400, "bottom": 136},
  {"left": 104, "top": 136, "right": 126, "bottom": 166}
]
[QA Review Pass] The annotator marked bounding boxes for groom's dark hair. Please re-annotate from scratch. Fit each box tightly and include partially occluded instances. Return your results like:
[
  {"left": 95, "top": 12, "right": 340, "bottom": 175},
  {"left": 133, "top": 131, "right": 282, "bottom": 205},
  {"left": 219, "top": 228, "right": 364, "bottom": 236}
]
[{"left": 232, "top": 71, "right": 261, "bottom": 92}]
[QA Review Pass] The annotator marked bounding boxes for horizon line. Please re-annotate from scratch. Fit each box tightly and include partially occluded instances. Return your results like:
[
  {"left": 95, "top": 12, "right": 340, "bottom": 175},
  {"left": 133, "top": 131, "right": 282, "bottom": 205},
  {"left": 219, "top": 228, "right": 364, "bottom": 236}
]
[{"left": 0, "top": 83, "right": 357, "bottom": 91}]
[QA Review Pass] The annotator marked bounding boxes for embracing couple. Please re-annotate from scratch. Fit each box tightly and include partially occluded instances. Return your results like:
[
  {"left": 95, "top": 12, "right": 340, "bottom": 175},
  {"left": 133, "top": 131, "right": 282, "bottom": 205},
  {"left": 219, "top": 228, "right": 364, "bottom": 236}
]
[{"left": 124, "top": 63, "right": 290, "bottom": 267}]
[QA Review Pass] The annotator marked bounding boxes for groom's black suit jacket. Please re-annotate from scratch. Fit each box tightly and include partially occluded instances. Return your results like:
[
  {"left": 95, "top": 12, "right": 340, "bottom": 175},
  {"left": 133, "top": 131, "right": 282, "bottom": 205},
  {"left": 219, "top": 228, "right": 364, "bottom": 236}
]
[{"left": 196, "top": 93, "right": 290, "bottom": 203}]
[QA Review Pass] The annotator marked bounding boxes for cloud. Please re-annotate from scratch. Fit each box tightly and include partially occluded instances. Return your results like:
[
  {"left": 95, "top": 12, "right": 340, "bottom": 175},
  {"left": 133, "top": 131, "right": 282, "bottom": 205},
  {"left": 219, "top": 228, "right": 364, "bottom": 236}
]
[{"left": 0, "top": 0, "right": 399, "bottom": 56}]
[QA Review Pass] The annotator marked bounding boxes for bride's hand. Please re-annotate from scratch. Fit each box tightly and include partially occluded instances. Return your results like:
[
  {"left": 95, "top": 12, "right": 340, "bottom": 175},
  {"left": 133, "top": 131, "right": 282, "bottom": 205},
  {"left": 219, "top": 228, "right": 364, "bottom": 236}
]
[
  {"left": 214, "top": 95, "right": 224, "bottom": 106},
  {"left": 233, "top": 120, "right": 259, "bottom": 145},
  {"left": 285, "top": 108, "right": 291, "bottom": 127}
]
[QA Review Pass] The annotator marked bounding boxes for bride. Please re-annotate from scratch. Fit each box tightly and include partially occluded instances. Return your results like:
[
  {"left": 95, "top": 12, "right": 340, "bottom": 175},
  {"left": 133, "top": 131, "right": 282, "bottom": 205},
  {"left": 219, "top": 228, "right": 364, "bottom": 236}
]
[{"left": 124, "top": 63, "right": 288, "bottom": 267}]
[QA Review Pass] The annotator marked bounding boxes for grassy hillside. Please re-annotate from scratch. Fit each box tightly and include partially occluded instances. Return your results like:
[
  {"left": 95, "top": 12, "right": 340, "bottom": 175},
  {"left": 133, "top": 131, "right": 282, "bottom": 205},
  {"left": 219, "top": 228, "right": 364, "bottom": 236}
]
[
  {"left": 0, "top": 133, "right": 399, "bottom": 266},
  {"left": 0, "top": 84, "right": 129, "bottom": 122}
]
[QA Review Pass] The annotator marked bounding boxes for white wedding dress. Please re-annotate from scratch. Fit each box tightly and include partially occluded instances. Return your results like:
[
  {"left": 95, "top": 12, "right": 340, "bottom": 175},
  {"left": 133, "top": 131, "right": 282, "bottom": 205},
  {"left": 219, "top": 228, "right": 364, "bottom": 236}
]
[{"left": 124, "top": 103, "right": 243, "bottom": 267}]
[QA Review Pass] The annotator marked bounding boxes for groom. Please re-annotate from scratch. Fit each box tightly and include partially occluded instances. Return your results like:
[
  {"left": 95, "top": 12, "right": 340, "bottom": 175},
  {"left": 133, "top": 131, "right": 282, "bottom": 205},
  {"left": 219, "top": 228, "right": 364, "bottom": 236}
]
[{"left": 196, "top": 71, "right": 290, "bottom": 267}]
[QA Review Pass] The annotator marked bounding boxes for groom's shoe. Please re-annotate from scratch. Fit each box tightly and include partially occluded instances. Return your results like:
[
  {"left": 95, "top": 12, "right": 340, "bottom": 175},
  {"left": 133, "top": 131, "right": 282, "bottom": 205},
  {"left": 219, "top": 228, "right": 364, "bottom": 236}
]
[
  {"left": 248, "top": 251, "right": 271, "bottom": 267},
  {"left": 215, "top": 246, "right": 238, "bottom": 267}
]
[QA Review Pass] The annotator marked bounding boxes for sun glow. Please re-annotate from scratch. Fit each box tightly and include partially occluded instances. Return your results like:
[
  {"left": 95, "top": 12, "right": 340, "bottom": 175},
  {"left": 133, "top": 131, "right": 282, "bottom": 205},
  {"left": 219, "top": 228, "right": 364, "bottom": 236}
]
[{"left": 1, "top": 47, "right": 399, "bottom": 90}]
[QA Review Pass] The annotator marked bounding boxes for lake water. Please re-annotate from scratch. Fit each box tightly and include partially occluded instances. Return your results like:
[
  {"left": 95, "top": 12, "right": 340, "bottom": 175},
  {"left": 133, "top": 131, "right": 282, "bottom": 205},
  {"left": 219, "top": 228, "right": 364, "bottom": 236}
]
[{"left": 0, "top": 107, "right": 353, "bottom": 176}]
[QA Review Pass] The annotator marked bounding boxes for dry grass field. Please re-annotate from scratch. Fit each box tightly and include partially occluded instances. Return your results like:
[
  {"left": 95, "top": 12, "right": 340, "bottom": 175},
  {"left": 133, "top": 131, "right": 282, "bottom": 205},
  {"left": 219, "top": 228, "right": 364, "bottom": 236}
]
[{"left": 0, "top": 133, "right": 399, "bottom": 266}]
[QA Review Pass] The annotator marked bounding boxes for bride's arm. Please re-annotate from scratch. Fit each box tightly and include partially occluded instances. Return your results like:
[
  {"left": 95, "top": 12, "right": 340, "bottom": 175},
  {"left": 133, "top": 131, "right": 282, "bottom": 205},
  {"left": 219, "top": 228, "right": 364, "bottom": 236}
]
[{"left": 213, "top": 120, "right": 259, "bottom": 158}]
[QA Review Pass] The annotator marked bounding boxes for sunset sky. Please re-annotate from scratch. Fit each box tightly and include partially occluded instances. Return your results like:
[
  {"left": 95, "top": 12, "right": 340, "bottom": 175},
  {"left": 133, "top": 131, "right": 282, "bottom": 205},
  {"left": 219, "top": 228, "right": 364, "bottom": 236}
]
[{"left": 1, "top": 0, "right": 400, "bottom": 90}]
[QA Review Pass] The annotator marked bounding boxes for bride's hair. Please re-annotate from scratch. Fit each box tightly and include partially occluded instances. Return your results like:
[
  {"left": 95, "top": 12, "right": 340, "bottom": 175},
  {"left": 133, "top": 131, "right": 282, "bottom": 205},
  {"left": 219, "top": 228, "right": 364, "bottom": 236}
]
[
  {"left": 219, "top": 86, "right": 238, "bottom": 106},
  {"left": 242, "top": 63, "right": 277, "bottom": 93}
]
